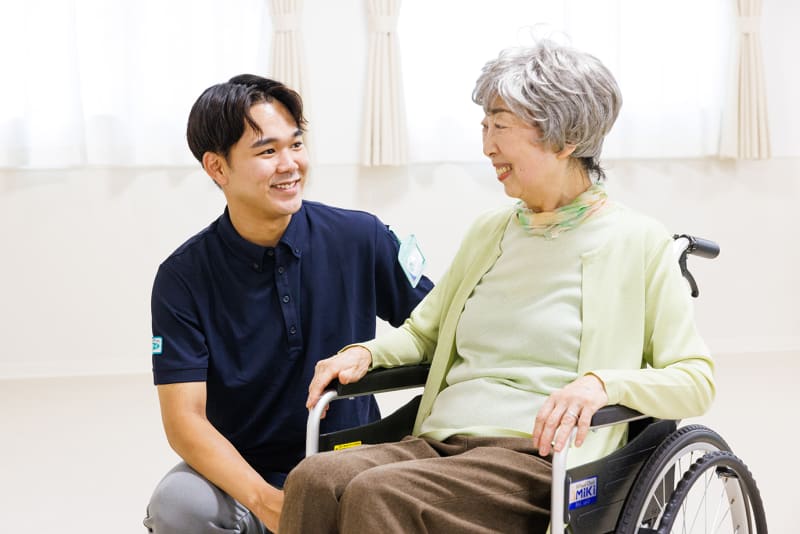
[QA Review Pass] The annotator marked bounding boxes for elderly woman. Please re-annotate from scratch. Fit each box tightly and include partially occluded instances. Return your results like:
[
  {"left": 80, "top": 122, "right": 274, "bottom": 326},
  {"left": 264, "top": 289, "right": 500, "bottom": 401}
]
[{"left": 278, "top": 40, "right": 715, "bottom": 533}]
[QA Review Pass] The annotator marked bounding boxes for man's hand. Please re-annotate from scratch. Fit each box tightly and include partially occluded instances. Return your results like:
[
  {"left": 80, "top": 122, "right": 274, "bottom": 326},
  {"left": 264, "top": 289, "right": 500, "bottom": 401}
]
[
  {"left": 306, "top": 346, "right": 373, "bottom": 413},
  {"left": 532, "top": 374, "right": 608, "bottom": 456},
  {"left": 251, "top": 488, "right": 284, "bottom": 532}
]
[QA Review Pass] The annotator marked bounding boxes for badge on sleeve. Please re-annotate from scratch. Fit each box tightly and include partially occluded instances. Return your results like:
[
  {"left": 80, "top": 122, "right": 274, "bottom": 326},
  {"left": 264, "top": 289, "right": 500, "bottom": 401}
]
[
  {"left": 398, "top": 234, "right": 426, "bottom": 288},
  {"left": 152, "top": 336, "right": 163, "bottom": 355}
]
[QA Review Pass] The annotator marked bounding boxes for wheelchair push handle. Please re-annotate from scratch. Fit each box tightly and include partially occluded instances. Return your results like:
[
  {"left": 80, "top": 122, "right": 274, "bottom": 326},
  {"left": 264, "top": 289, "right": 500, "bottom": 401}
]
[
  {"left": 673, "top": 234, "right": 720, "bottom": 298},
  {"left": 674, "top": 233, "right": 720, "bottom": 259}
]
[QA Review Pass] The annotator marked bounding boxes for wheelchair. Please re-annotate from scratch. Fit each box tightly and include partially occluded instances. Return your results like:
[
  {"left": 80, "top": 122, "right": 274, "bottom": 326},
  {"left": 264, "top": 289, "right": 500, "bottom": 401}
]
[{"left": 305, "top": 234, "right": 768, "bottom": 533}]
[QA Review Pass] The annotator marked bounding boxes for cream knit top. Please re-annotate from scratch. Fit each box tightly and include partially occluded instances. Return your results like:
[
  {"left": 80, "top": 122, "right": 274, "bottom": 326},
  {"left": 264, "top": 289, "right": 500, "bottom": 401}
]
[{"left": 419, "top": 209, "right": 617, "bottom": 440}]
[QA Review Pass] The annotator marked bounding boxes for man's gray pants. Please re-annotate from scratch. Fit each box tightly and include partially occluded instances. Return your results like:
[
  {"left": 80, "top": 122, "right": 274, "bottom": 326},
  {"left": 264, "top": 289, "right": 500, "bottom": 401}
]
[{"left": 143, "top": 462, "right": 269, "bottom": 533}]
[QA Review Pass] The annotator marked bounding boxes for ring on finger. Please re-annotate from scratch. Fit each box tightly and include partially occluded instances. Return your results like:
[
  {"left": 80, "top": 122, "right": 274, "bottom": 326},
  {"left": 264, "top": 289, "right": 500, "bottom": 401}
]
[{"left": 565, "top": 409, "right": 580, "bottom": 420}]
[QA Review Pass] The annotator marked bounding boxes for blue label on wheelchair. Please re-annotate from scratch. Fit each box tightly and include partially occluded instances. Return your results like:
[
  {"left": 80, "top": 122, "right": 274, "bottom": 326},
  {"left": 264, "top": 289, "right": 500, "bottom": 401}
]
[{"left": 568, "top": 476, "right": 598, "bottom": 510}]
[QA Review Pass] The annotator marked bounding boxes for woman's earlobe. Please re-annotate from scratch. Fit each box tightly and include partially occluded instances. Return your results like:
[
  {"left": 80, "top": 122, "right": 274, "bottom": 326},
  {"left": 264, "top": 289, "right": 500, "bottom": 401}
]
[{"left": 556, "top": 144, "right": 578, "bottom": 160}]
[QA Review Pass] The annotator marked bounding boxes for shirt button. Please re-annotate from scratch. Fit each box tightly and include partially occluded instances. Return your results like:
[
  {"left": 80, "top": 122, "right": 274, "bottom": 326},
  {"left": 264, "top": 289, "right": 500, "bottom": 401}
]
[
  {"left": 289, "top": 326, "right": 297, "bottom": 335},
  {"left": 267, "top": 250, "right": 274, "bottom": 257},
  {"left": 252, "top": 263, "right": 260, "bottom": 271},
  {"left": 282, "top": 295, "right": 290, "bottom": 303},
  {"left": 294, "top": 247, "right": 300, "bottom": 254},
  {"left": 278, "top": 266, "right": 285, "bottom": 274}
]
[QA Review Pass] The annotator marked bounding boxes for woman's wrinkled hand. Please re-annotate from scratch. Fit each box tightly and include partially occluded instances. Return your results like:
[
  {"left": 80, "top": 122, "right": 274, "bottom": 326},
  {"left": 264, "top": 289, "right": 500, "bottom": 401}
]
[
  {"left": 306, "top": 346, "right": 373, "bottom": 416},
  {"left": 532, "top": 374, "right": 608, "bottom": 456}
]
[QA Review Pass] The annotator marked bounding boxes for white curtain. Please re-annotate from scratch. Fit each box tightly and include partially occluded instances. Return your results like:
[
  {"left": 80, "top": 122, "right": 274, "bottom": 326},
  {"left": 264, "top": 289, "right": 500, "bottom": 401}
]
[
  {"left": 269, "top": 0, "right": 311, "bottom": 155},
  {"left": 0, "top": 0, "right": 269, "bottom": 169},
  {"left": 269, "top": 0, "right": 309, "bottom": 99},
  {"left": 719, "top": 0, "right": 771, "bottom": 159},
  {"left": 399, "top": 0, "right": 733, "bottom": 162},
  {"left": 362, "top": 0, "right": 408, "bottom": 166}
]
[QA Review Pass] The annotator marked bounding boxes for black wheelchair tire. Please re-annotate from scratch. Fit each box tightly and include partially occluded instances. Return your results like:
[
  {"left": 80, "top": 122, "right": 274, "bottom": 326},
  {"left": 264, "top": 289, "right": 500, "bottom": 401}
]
[
  {"left": 616, "top": 424, "right": 731, "bottom": 533},
  {"left": 658, "top": 450, "right": 767, "bottom": 533}
]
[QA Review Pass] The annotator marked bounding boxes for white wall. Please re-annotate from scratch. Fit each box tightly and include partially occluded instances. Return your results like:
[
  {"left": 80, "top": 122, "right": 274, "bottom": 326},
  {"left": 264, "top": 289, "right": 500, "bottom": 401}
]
[
  {"left": 2, "top": 157, "right": 798, "bottom": 377},
  {"left": 1, "top": 0, "right": 799, "bottom": 378}
]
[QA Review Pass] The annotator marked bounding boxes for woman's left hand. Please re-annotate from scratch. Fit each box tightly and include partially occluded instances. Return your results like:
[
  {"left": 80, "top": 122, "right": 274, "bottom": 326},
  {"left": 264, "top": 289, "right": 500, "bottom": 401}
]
[{"left": 532, "top": 374, "right": 608, "bottom": 456}]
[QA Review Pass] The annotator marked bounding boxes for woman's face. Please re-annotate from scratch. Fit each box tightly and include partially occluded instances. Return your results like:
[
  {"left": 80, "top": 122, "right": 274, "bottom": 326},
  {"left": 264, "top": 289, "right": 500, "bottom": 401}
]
[{"left": 481, "top": 97, "right": 574, "bottom": 211}]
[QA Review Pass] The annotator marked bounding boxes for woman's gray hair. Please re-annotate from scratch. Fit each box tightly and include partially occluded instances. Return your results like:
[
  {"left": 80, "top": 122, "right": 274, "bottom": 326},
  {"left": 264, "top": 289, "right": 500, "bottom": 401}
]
[{"left": 473, "top": 40, "right": 622, "bottom": 180}]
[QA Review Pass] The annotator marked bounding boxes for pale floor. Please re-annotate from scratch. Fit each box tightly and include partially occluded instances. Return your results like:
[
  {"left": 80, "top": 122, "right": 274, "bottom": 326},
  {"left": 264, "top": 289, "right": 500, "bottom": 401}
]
[{"left": 0, "top": 352, "right": 794, "bottom": 533}]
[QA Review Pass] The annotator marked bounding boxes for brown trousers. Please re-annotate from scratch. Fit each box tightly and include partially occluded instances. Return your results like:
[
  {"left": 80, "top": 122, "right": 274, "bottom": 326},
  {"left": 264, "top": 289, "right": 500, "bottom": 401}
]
[{"left": 279, "top": 435, "right": 552, "bottom": 533}]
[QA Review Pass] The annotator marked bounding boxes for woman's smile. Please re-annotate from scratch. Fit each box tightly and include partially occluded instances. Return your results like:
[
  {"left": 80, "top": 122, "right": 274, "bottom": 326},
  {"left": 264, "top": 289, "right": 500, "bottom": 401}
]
[{"left": 495, "top": 164, "right": 512, "bottom": 181}]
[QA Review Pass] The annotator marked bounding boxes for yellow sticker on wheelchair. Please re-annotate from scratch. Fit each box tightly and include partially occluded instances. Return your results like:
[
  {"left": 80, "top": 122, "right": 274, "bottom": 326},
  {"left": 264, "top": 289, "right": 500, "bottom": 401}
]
[
  {"left": 569, "top": 476, "right": 598, "bottom": 510},
  {"left": 333, "top": 441, "right": 363, "bottom": 451}
]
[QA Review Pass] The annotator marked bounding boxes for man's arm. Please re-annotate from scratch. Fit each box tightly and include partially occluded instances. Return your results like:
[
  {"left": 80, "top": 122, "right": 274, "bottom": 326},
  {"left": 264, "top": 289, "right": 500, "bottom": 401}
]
[
  {"left": 373, "top": 221, "right": 434, "bottom": 326},
  {"left": 157, "top": 382, "right": 283, "bottom": 532}
]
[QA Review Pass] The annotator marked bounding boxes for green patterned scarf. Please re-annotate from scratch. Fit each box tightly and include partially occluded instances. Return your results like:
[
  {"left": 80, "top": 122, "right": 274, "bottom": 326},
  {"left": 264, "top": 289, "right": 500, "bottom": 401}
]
[{"left": 515, "top": 184, "right": 608, "bottom": 239}]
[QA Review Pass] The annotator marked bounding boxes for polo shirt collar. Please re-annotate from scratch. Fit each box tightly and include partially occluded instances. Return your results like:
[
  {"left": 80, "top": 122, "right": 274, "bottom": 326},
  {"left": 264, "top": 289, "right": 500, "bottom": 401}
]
[
  {"left": 218, "top": 205, "right": 307, "bottom": 268},
  {"left": 279, "top": 204, "right": 306, "bottom": 260}
]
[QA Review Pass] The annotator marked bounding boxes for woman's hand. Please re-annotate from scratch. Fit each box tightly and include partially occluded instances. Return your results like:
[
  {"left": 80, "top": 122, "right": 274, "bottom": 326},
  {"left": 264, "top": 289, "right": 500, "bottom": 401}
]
[
  {"left": 306, "top": 346, "right": 373, "bottom": 415},
  {"left": 532, "top": 374, "right": 608, "bottom": 456}
]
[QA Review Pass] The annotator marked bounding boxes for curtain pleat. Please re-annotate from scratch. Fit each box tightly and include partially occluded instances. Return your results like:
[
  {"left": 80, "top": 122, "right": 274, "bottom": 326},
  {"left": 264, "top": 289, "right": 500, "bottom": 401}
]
[
  {"left": 269, "top": 0, "right": 312, "bottom": 154},
  {"left": 269, "top": 0, "right": 307, "bottom": 94},
  {"left": 361, "top": 0, "right": 408, "bottom": 166},
  {"left": 720, "top": 0, "right": 771, "bottom": 159}
]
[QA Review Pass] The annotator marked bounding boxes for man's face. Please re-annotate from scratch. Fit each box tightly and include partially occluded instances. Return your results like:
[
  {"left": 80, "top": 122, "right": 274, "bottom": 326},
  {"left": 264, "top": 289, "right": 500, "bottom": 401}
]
[{"left": 217, "top": 100, "right": 308, "bottom": 223}]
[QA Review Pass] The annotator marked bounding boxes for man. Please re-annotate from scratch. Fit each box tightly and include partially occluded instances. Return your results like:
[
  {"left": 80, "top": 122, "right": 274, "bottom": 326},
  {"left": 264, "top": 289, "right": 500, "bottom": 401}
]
[{"left": 144, "top": 74, "right": 432, "bottom": 533}]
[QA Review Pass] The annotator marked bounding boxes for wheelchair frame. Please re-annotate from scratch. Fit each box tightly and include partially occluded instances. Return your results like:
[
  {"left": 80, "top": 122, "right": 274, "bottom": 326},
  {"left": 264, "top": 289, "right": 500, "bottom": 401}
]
[{"left": 305, "top": 235, "right": 768, "bottom": 533}]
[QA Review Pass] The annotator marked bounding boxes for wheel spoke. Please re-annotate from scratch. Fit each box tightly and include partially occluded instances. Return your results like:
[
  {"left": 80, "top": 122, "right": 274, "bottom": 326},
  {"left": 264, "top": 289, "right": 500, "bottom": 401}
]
[
  {"left": 657, "top": 452, "right": 765, "bottom": 534},
  {"left": 712, "top": 476, "right": 731, "bottom": 532},
  {"left": 615, "top": 426, "right": 766, "bottom": 534}
]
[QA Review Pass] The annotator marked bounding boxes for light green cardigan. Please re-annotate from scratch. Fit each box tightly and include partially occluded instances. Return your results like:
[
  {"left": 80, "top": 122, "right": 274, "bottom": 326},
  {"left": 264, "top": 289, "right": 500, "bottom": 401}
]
[{"left": 364, "top": 203, "right": 715, "bottom": 467}]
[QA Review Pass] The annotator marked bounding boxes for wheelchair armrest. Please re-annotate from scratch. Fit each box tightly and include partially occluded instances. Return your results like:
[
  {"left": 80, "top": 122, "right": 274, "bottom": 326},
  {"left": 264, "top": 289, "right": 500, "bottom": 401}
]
[
  {"left": 335, "top": 364, "right": 430, "bottom": 397},
  {"left": 589, "top": 405, "right": 647, "bottom": 429},
  {"left": 306, "top": 364, "right": 430, "bottom": 456}
]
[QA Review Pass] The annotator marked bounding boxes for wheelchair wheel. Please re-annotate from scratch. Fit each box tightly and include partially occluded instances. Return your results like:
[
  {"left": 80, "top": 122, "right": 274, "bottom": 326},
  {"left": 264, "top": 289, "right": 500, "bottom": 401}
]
[
  {"left": 658, "top": 450, "right": 767, "bottom": 533},
  {"left": 616, "top": 424, "right": 731, "bottom": 533}
]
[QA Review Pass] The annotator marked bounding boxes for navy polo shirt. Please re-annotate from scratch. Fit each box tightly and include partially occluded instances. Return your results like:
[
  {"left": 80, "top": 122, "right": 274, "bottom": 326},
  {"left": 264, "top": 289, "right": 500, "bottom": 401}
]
[{"left": 151, "top": 200, "right": 433, "bottom": 477}]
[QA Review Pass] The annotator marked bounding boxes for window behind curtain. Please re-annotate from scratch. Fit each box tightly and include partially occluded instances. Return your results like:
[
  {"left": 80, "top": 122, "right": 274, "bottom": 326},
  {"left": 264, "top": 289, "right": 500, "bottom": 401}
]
[
  {"left": 0, "top": 0, "right": 269, "bottom": 169},
  {"left": 399, "top": 0, "right": 733, "bottom": 162},
  {"left": 0, "top": 0, "right": 732, "bottom": 169}
]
